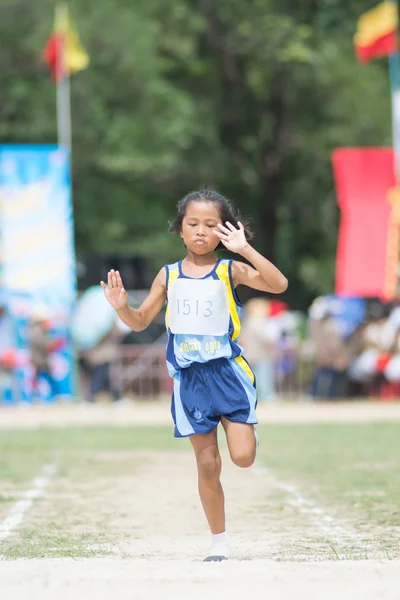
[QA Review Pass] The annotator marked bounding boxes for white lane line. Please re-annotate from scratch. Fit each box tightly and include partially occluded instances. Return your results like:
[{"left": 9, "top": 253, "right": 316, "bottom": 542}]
[
  {"left": 252, "top": 462, "right": 353, "bottom": 539},
  {"left": 0, "top": 464, "right": 56, "bottom": 541}
]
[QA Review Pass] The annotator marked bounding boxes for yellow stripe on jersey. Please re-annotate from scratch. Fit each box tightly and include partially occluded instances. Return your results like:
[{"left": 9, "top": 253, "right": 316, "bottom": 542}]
[
  {"left": 216, "top": 261, "right": 241, "bottom": 341},
  {"left": 234, "top": 355, "right": 255, "bottom": 385},
  {"left": 165, "top": 265, "right": 180, "bottom": 330}
]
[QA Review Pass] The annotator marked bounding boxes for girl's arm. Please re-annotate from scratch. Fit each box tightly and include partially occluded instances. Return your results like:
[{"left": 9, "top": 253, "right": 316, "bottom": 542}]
[
  {"left": 215, "top": 221, "right": 288, "bottom": 294},
  {"left": 101, "top": 268, "right": 167, "bottom": 332},
  {"left": 232, "top": 248, "right": 288, "bottom": 293}
]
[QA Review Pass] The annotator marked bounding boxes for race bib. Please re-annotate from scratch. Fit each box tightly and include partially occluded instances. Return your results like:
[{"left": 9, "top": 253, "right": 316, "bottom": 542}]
[{"left": 168, "top": 278, "right": 230, "bottom": 336}]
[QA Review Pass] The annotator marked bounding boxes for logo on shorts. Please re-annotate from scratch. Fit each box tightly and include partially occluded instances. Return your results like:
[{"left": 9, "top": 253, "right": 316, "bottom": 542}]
[{"left": 193, "top": 406, "right": 203, "bottom": 422}]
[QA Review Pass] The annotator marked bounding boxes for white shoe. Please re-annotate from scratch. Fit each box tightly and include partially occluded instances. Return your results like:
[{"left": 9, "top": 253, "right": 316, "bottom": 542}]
[
  {"left": 203, "top": 545, "right": 229, "bottom": 562},
  {"left": 203, "top": 533, "right": 230, "bottom": 562}
]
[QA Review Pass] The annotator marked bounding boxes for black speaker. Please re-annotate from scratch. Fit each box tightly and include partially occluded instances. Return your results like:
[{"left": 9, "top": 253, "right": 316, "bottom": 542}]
[{"left": 77, "top": 254, "right": 152, "bottom": 291}]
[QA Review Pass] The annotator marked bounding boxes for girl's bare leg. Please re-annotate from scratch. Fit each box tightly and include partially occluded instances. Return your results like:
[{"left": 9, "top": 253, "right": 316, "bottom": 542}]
[
  {"left": 221, "top": 419, "right": 257, "bottom": 468},
  {"left": 190, "top": 428, "right": 225, "bottom": 533},
  {"left": 190, "top": 428, "right": 229, "bottom": 560}
]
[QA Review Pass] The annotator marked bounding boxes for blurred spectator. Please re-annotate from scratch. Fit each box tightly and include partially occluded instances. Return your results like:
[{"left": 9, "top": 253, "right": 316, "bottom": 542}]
[
  {"left": 348, "top": 312, "right": 395, "bottom": 387},
  {"left": 310, "top": 310, "right": 351, "bottom": 400},
  {"left": 28, "top": 316, "right": 56, "bottom": 402},
  {"left": 0, "top": 304, "right": 15, "bottom": 403},
  {"left": 274, "top": 311, "right": 303, "bottom": 393},
  {"left": 275, "top": 329, "right": 301, "bottom": 394},
  {"left": 0, "top": 304, "right": 14, "bottom": 357},
  {"left": 384, "top": 323, "right": 400, "bottom": 383},
  {"left": 241, "top": 298, "right": 280, "bottom": 403},
  {"left": 79, "top": 318, "right": 129, "bottom": 403}
]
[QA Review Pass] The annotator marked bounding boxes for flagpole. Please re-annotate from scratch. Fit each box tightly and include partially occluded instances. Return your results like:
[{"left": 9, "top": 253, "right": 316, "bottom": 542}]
[
  {"left": 387, "top": 0, "right": 400, "bottom": 298},
  {"left": 389, "top": 57, "right": 400, "bottom": 180},
  {"left": 56, "top": 1, "right": 72, "bottom": 154},
  {"left": 55, "top": 0, "right": 77, "bottom": 400}
]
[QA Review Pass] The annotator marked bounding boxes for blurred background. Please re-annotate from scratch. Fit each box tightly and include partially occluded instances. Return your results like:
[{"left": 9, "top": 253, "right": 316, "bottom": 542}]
[{"left": 1, "top": 0, "right": 400, "bottom": 406}]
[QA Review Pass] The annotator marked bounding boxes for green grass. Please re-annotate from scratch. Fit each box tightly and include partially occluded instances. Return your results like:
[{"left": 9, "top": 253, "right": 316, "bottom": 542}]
[
  {"left": 0, "top": 425, "right": 180, "bottom": 454},
  {"left": 0, "top": 423, "right": 399, "bottom": 560},
  {"left": 256, "top": 423, "right": 400, "bottom": 529},
  {"left": 3, "top": 533, "right": 116, "bottom": 559},
  {"left": 0, "top": 426, "right": 181, "bottom": 483}
]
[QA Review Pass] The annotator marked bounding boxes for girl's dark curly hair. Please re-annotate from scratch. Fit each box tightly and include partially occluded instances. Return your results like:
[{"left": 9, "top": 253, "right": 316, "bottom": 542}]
[{"left": 169, "top": 188, "right": 253, "bottom": 250}]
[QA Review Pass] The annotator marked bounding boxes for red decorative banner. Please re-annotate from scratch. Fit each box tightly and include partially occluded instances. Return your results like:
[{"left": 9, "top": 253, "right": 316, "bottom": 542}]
[{"left": 332, "top": 148, "right": 398, "bottom": 299}]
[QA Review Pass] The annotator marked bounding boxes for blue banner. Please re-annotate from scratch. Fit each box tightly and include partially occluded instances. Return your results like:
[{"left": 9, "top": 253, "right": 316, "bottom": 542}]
[
  {"left": 0, "top": 145, "right": 76, "bottom": 315},
  {"left": 0, "top": 145, "right": 76, "bottom": 403}
]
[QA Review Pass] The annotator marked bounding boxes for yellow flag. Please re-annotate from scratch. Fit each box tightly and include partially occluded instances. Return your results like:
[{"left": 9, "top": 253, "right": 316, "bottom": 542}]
[
  {"left": 354, "top": 1, "right": 398, "bottom": 62},
  {"left": 43, "top": 4, "right": 89, "bottom": 80},
  {"left": 55, "top": 4, "right": 89, "bottom": 75}
]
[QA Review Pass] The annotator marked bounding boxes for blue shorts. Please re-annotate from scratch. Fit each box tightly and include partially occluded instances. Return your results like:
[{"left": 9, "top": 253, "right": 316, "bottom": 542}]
[{"left": 171, "top": 357, "right": 258, "bottom": 438}]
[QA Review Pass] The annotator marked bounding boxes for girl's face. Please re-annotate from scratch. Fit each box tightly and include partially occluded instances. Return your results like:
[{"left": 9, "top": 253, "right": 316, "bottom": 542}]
[{"left": 180, "top": 201, "right": 222, "bottom": 254}]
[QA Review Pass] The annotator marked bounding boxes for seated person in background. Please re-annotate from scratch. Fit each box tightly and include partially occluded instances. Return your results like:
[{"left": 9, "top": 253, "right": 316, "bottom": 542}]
[
  {"left": 383, "top": 323, "right": 400, "bottom": 383},
  {"left": 348, "top": 315, "right": 395, "bottom": 386}
]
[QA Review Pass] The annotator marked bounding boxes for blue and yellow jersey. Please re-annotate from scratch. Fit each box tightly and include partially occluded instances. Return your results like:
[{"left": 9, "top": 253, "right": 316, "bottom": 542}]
[{"left": 164, "top": 258, "right": 246, "bottom": 376}]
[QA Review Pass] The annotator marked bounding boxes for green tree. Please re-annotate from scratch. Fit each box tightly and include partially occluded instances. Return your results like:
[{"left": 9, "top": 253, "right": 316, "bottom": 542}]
[{"left": 0, "top": 0, "right": 392, "bottom": 308}]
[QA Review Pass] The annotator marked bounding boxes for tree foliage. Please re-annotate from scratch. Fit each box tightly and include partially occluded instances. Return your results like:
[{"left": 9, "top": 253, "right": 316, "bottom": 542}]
[{"left": 0, "top": 0, "right": 392, "bottom": 308}]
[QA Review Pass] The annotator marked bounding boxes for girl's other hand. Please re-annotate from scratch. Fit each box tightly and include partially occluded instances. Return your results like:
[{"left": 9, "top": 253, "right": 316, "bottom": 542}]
[{"left": 100, "top": 270, "right": 128, "bottom": 310}]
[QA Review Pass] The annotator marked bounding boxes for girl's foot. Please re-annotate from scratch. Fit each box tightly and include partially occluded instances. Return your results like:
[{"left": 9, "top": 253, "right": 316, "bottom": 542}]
[{"left": 203, "top": 531, "right": 230, "bottom": 562}]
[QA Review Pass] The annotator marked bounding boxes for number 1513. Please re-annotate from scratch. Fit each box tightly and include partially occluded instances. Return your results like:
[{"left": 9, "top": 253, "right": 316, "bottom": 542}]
[{"left": 176, "top": 299, "right": 213, "bottom": 317}]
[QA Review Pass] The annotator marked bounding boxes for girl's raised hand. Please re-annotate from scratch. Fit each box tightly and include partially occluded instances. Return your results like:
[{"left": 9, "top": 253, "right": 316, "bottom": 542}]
[
  {"left": 214, "top": 221, "right": 249, "bottom": 254},
  {"left": 100, "top": 270, "right": 128, "bottom": 310}
]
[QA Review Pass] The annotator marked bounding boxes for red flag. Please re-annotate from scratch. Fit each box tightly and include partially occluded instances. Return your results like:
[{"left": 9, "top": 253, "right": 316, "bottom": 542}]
[
  {"left": 354, "top": 1, "right": 398, "bottom": 63},
  {"left": 332, "top": 148, "right": 397, "bottom": 299},
  {"left": 43, "top": 6, "right": 89, "bottom": 82},
  {"left": 43, "top": 34, "right": 65, "bottom": 82}
]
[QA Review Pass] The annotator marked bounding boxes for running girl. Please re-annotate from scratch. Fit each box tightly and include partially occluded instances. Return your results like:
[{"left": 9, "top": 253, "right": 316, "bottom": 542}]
[{"left": 101, "top": 188, "right": 288, "bottom": 561}]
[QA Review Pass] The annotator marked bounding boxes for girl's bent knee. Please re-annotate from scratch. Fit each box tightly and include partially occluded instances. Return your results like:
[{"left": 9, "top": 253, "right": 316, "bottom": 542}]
[{"left": 231, "top": 452, "right": 255, "bottom": 469}]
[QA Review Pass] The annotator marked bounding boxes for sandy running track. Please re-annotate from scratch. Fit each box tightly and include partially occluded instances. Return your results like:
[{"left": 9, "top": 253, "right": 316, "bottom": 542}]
[
  {"left": 1, "top": 398, "right": 400, "bottom": 429},
  {"left": 0, "top": 557, "right": 399, "bottom": 600},
  {"left": 1, "top": 400, "right": 399, "bottom": 599},
  {"left": 1, "top": 443, "right": 399, "bottom": 600}
]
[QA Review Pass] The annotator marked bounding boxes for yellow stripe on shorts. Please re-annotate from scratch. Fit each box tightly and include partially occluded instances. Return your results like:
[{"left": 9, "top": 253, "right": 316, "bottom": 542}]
[{"left": 234, "top": 355, "right": 255, "bottom": 385}]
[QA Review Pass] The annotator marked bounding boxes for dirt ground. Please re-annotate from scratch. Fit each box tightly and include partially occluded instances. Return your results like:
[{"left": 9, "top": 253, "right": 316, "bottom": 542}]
[
  {"left": 1, "top": 557, "right": 399, "bottom": 600},
  {"left": 1, "top": 398, "right": 400, "bottom": 429},
  {"left": 1, "top": 399, "right": 399, "bottom": 599}
]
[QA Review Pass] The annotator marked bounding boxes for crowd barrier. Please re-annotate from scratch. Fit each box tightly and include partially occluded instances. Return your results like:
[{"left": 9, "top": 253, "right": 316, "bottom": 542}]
[
  {"left": 3, "top": 343, "right": 398, "bottom": 404},
  {"left": 107, "top": 344, "right": 311, "bottom": 400},
  {"left": 107, "top": 344, "right": 400, "bottom": 401},
  {"left": 109, "top": 344, "right": 173, "bottom": 399}
]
